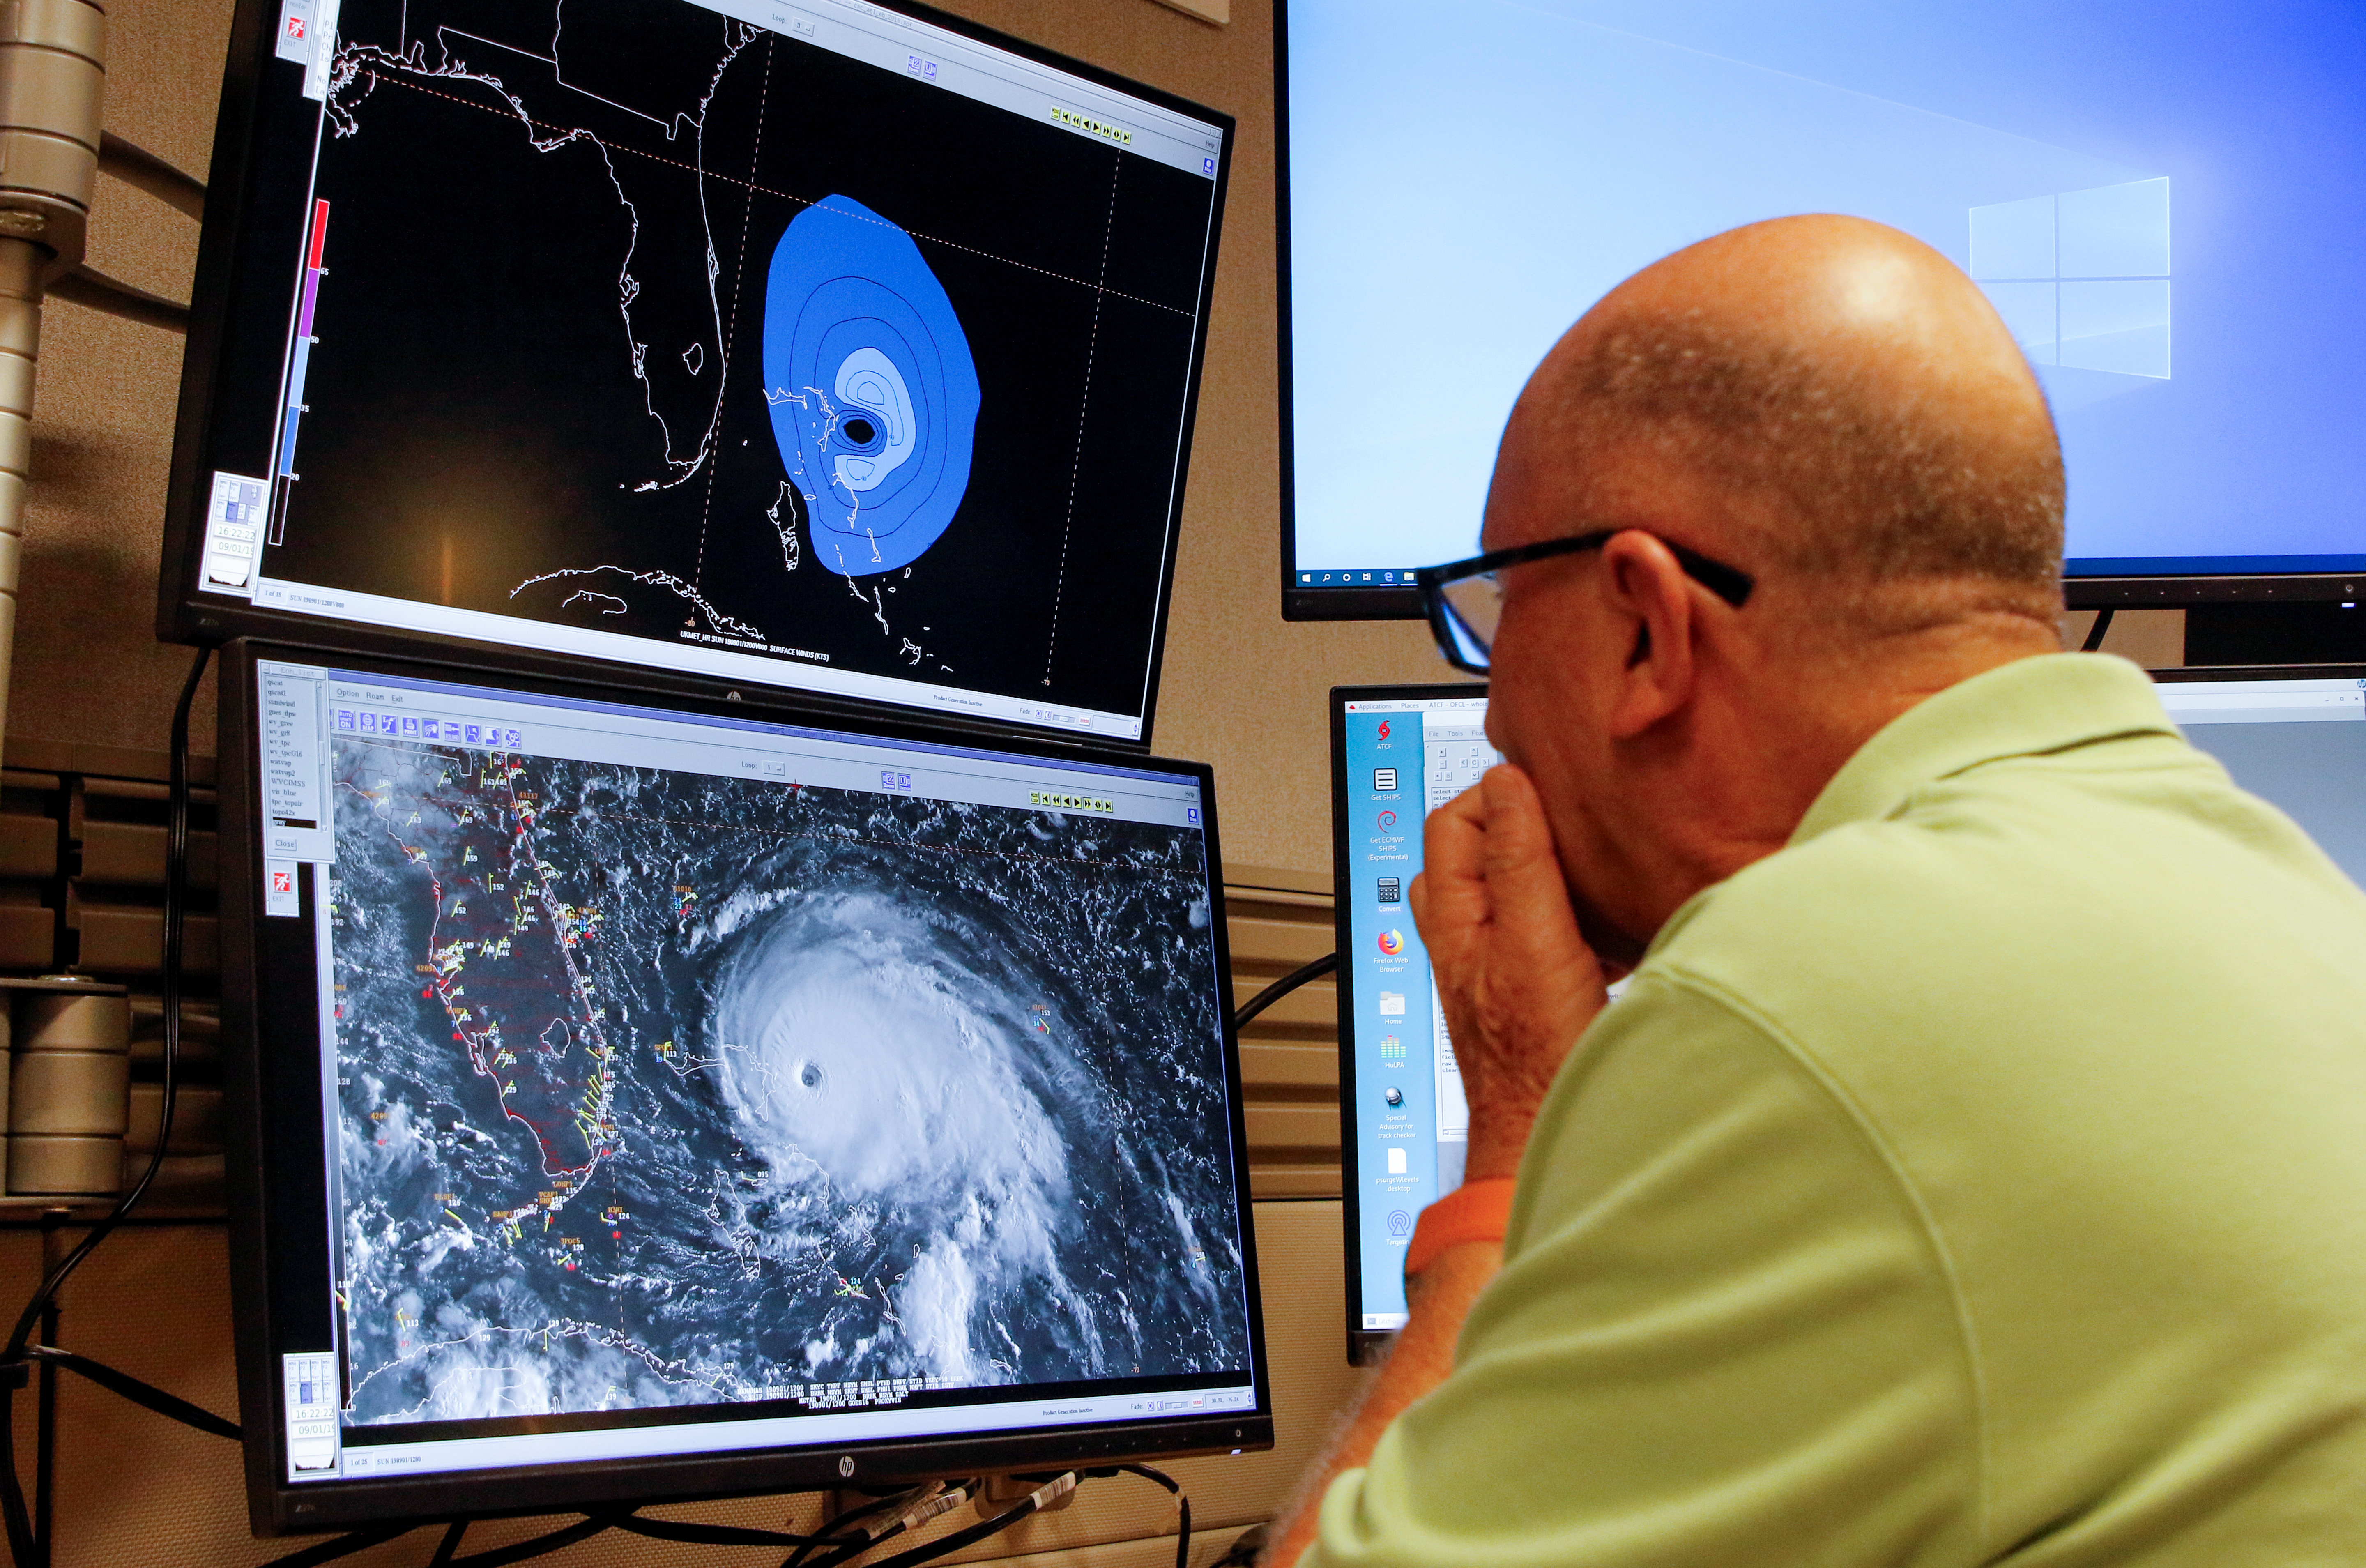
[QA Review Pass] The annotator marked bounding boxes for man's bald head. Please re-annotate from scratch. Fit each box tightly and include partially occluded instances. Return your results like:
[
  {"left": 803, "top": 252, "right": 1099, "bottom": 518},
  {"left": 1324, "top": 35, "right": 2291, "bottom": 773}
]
[{"left": 1492, "top": 215, "right": 2065, "bottom": 634}]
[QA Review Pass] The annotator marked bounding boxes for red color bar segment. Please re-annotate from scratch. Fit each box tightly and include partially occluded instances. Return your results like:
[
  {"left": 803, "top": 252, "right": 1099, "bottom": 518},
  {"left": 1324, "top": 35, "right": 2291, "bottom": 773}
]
[{"left": 306, "top": 199, "right": 329, "bottom": 270}]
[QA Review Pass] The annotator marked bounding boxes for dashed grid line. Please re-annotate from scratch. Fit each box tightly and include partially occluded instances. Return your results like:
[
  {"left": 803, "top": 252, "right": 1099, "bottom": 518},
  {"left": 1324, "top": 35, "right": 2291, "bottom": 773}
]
[
  {"left": 694, "top": 32, "right": 774, "bottom": 585},
  {"left": 368, "top": 69, "right": 1195, "bottom": 319},
  {"left": 1040, "top": 154, "right": 1121, "bottom": 687}
]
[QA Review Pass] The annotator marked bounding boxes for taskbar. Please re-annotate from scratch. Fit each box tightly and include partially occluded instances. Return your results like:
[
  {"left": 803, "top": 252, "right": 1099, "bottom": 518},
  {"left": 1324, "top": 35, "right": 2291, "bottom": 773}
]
[{"left": 1294, "top": 568, "right": 1426, "bottom": 589}]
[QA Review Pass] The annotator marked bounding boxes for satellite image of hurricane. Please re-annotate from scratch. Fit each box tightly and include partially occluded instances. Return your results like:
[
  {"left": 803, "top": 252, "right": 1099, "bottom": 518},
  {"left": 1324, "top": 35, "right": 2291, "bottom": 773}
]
[{"left": 325, "top": 729, "right": 1248, "bottom": 1428}]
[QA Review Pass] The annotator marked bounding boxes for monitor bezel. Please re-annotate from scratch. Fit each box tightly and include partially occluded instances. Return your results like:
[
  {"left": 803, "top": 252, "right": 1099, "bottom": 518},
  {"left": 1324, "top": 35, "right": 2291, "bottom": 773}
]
[
  {"left": 2150, "top": 661, "right": 2366, "bottom": 684},
  {"left": 1327, "top": 681, "right": 1485, "bottom": 1367},
  {"left": 218, "top": 636, "right": 1273, "bottom": 1536},
  {"left": 161, "top": 0, "right": 1237, "bottom": 754},
  {"left": 1270, "top": 0, "right": 2366, "bottom": 624}
]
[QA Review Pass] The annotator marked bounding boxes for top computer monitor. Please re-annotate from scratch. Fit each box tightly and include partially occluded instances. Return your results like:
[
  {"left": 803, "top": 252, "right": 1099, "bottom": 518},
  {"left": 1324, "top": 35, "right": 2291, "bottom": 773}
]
[
  {"left": 1279, "top": 0, "right": 2366, "bottom": 619},
  {"left": 163, "top": 0, "right": 1233, "bottom": 746}
]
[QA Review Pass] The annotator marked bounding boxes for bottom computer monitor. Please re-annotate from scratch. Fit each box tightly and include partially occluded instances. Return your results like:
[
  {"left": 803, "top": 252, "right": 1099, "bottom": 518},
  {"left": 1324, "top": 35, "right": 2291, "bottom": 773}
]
[
  {"left": 1330, "top": 668, "right": 2366, "bottom": 1363},
  {"left": 219, "top": 641, "right": 1269, "bottom": 1532},
  {"left": 1329, "top": 684, "right": 1494, "bottom": 1363}
]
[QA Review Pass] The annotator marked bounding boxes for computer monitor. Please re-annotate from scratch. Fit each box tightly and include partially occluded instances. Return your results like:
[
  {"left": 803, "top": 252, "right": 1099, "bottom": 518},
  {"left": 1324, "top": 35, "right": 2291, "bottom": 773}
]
[
  {"left": 1329, "top": 684, "right": 1491, "bottom": 1364},
  {"left": 164, "top": 0, "right": 1234, "bottom": 747},
  {"left": 1331, "top": 668, "right": 2366, "bottom": 1363},
  {"left": 2154, "top": 669, "right": 2366, "bottom": 892},
  {"left": 1279, "top": 0, "right": 2366, "bottom": 620},
  {"left": 217, "top": 640, "right": 1268, "bottom": 1532}
]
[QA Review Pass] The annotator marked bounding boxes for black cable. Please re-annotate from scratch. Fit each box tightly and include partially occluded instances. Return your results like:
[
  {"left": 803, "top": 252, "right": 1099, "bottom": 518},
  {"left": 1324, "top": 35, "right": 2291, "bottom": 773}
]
[
  {"left": 1108, "top": 1464, "right": 1190, "bottom": 1568},
  {"left": 0, "top": 647, "right": 209, "bottom": 1568},
  {"left": 4, "top": 645, "right": 210, "bottom": 1359},
  {"left": 32, "top": 1270, "right": 53, "bottom": 1568},
  {"left": 21, "top": 1346, "right": 240, "bottom": 1440},
  {"left": 845, "top": 1477, "right": 1072, "bottom": 1568},
  {"left": 2081, "top": 607, "right": 2116, "bottom": 652},
  {"left": 425, "top": 1522, "right": 468, "bottom": 1568},
  {"left": 1231, "top": 951, "right": 1338, "bottom": 1033},
  {"left": 782, "top": 1483, "right": 958, "bottom": 1568},
  {"left": 97, "top": 130, "right": 208, "bottom": 219}
]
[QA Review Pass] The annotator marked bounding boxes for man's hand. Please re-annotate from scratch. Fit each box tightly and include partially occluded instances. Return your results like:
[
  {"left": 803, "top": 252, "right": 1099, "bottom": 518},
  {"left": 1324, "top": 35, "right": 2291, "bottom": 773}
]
[
  {"left": 1261, "top": 768, "right": 1607, "bottom": 1568},
  {"left": 1410, "top": 764, "right": 1611, "bottom": 1182}
]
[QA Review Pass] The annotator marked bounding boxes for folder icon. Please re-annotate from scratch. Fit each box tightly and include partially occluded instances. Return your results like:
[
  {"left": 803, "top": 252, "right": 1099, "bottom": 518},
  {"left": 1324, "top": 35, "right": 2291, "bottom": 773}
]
[{"left": 1379, "top": 991, "right": 1406, "bottom": 1015}]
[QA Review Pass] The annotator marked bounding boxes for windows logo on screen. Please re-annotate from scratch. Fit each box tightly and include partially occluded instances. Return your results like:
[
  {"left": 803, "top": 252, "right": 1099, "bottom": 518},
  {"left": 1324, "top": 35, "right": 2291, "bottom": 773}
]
[{"left": 1971, "top": 177, "right": 2170, "bottom": 380}]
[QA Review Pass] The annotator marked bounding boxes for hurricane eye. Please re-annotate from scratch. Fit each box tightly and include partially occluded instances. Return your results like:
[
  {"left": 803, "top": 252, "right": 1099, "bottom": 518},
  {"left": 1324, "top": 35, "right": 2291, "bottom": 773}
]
[
  {"left": 842, "top": 417, "right": 876, "bottom": 445},
  {"left": 800, "top": 1063, "right": 823, "bottom": 1089}
]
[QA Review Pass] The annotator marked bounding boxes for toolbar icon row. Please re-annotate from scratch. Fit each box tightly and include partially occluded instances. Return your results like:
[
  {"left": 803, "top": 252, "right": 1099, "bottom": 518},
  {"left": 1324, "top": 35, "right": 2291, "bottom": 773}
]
[{"left": 336, "top": 710, "right": 521, "bottom": 749}]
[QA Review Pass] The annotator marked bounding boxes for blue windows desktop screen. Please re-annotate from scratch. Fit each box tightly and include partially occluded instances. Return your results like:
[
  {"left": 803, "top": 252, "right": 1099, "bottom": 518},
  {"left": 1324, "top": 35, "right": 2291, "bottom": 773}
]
[{"left": 1284, "top": 0, "right": 2366, "bottom": 587}]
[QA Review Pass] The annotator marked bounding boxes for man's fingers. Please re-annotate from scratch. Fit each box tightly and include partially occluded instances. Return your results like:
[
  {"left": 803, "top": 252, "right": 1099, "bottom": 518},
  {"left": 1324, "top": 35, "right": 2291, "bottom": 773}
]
[
  {"left": 1477, "top": 766, "right": 1587, "bottom": 954},
  {"left": 1413, "top": 784, "right": 1492, "bottom": 944}
]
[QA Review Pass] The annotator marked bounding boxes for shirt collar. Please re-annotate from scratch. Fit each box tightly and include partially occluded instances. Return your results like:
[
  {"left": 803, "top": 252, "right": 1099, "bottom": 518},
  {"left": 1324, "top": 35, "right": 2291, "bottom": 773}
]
[{"left": 1790, "top": 652, "right": 2181, "bottom": 847}]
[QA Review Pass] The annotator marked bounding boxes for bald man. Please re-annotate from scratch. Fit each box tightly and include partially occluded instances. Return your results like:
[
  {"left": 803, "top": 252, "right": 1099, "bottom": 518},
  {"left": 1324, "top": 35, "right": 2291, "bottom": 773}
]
[{"left": 1269, "top": 216, "right": 2366, "bottom": 1566}]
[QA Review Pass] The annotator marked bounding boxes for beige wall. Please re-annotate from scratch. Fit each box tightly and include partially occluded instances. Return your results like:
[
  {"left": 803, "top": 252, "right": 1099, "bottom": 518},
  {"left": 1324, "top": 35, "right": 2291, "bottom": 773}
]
[{"left": 16, "top": 0, "right": 1448, "bottom": 880}]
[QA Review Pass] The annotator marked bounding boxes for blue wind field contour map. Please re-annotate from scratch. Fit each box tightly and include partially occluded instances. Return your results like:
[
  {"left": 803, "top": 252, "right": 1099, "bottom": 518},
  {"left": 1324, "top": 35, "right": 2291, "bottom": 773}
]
[
  {"left": 764, "top": 195, "right": 981, "bottom": 577},
  {"left": 329, "top": 726, "right": 1249, "bottom": 1428}
]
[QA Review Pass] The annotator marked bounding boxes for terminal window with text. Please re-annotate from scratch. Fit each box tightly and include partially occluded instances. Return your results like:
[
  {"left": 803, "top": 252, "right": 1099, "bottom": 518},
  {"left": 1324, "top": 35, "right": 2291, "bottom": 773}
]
[
  {"left": 235, "top": 654, "right": 1262, "bottom": 1513},
  {"left": 171, "top": 0, "right": 1232, "bottom": 743}
]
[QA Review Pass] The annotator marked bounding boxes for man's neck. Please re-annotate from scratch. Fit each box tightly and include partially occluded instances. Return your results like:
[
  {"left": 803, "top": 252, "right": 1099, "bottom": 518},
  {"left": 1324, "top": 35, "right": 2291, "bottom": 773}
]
[{"left": 1606, "top": 617, "right": 2063, "bottom": 946}]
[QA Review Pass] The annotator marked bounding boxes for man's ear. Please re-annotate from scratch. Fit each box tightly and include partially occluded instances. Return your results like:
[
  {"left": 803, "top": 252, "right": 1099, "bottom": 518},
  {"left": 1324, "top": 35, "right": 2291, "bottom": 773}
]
[{"left": 1597, "top": 532, "right": 1698, "bottom": 739}]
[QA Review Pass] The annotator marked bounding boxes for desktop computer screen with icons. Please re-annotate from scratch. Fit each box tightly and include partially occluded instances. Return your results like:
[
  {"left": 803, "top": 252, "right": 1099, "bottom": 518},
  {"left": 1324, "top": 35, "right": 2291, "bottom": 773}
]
[
  {"left": 1326, "top": 666, "right": 2366, "bottom": 1362},
  {"left": 1328, "top": 684, "right": 1493, "bottom": 1361}
]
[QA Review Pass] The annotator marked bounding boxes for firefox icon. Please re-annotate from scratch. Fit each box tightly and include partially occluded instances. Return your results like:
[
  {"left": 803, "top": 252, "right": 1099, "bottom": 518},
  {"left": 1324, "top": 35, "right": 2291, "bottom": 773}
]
[{"left": 1377, "top": 929, "right": 1405, "bottom": 956}]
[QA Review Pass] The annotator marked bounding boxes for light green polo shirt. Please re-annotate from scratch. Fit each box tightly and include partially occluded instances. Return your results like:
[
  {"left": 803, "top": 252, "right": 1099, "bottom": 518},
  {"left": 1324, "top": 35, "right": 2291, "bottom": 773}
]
[{"left": 1310, "top": 653, "right": 2366, "bottom": 1566}]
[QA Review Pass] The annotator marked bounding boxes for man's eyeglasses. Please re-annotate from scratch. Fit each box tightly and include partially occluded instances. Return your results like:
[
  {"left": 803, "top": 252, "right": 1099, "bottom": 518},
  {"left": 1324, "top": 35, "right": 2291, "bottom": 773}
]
[{"left": 1412, "top": 530, "right": 1756, "bottom": 675}]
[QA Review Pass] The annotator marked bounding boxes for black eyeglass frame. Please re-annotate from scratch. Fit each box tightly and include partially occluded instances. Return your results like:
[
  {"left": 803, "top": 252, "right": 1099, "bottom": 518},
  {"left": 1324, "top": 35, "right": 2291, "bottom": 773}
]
[{"left": 1412, "top": 530, "right": 1757, "bottom": 675}]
